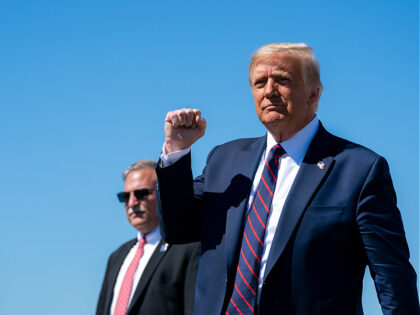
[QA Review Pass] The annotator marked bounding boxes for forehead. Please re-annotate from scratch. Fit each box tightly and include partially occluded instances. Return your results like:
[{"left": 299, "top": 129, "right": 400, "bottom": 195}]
[
  {"left": 252, "top": 54, "right": 304, "bottom": 78},
  {"left": 124, "top": 168, "right": 156, "bottom": 190}
]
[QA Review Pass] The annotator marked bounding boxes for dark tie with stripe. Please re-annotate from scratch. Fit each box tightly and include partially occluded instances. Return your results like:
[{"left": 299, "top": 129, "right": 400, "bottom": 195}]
[{"left": 226, "top": 144, "right": 285, "bottom": 315}]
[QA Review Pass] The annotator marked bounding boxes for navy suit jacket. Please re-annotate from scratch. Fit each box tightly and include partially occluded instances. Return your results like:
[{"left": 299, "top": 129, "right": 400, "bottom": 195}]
[
  {"left": 156, "top": 123, "right": 419, "bottom": 315},
  {"left": 96, "top": 239, "right": 200, "bottom": 315}
]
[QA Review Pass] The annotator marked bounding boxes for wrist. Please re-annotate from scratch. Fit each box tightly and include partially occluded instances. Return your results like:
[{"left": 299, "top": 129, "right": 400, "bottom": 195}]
[{"left": 164, "top": 140, "right": 188, "bottom": 154}]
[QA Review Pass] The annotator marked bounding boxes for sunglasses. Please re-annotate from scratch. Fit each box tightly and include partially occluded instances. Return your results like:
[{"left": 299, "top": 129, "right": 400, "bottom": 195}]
[{"left": 117, "top": 188, "right": 155, "bottom": 203}]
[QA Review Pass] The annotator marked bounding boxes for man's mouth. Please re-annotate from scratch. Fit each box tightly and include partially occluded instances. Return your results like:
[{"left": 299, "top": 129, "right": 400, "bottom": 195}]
[
  {"left": 264, "top": 103, "right": 286, "bottom": 110},
  {"left": 264, "top": 96, "right": 285, "bottom": 107}
]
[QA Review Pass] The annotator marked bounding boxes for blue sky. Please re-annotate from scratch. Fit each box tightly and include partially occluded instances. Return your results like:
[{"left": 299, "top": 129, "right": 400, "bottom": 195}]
[{"left": 0, "top": 1, "right": 418, "bottom": 314}]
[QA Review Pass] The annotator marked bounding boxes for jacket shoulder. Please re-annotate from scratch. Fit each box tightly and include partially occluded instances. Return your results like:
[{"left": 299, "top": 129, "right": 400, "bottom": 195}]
[
  {"left": 205, "top": 136, "right": 265, "bottom": 160},
  {"left": 108, "top": 238, "right": 137, "bottom": 259},
  {"left": 217, "top": 136, "right": 265, "bottom": 150},
  {"left": 319, "top": 124, "right": 384, "bottom": 162},
  {"left": 168, "top": 241, "right": 201, "bottom": 255}
]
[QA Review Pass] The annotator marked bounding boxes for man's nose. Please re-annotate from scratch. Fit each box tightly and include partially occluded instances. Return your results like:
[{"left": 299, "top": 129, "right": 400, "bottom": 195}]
[
  {"left": 264, "top": 78, "right": 278, "bottom": 97},
  {"left": 127, "top": 191, "right": 139, "bottom": 207}
]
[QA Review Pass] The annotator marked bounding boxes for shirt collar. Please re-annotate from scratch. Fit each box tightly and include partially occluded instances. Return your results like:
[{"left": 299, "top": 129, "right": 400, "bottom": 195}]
[
  {"left": 137, "top": 226, "right": 161, "bottom": 245},
  {"left": 266, "top": 116, "right": 319, "bottom": 165}
]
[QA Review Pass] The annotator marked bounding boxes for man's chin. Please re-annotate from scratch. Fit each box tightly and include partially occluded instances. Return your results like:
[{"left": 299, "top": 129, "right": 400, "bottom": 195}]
[
  {"left": 260, "top": 112, "right": 287, "bottom": 125},
  {"left": 130, "top": 216, "right": 146, "bottom": 227}
]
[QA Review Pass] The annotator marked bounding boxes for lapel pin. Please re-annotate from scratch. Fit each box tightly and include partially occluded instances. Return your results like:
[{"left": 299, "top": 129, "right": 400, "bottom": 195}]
[
  {"left": 160, "top": 243, "right": 169, "bottom": 252},
  {"left": 317, "top": 161, "right": 325, "bottom": 170}
]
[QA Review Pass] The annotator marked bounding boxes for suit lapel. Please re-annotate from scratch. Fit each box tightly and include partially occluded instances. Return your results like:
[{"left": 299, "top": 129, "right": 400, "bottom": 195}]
[
  {"left": 264, "top": 125, "right": 336, "bottom": 278},
  {"left": 127, "top": 239, "right": 169, "bottom": 314},
  {"left": 225, "top": 136, "right": 267, "bottom": 273}
]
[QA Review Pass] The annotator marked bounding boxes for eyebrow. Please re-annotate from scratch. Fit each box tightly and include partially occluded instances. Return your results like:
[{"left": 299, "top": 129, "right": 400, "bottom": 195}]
[{"left": 253, "top": 69, "right": 293, "bottom": 81}]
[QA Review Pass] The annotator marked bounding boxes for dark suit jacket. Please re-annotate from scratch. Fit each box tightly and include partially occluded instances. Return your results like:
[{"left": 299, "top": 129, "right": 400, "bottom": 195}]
[
  {"left": 156, "top": 123, "right": 419, "bottom": 315},
  {"left": 96, "top": 238, "right": 200, "bottom": 315}
]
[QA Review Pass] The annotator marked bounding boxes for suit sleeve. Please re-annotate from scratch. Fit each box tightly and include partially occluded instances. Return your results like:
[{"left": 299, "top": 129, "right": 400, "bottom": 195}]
[
  {"left": 183, "top": 244, "right": 201, "bottom": 315},
  {"left": 356, "top": 156, "right": 420, "bottom": 314},
  {"left": 156, "top": 150, "right": 209, "bottom": 244}
]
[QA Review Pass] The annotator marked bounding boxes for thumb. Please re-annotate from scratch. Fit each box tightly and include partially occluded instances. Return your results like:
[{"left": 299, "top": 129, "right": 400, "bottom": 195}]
[{"left": 197, "top": 117, "right": 207, "bottom": 136}]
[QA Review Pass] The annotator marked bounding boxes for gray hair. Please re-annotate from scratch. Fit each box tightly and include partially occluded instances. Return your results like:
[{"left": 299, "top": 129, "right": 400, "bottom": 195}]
[
  {"left": 122, "top": 160, "right": 157, "bottom": 180},
  {"left": 249, "top": 43, "right": 323, "bottom": 91}
]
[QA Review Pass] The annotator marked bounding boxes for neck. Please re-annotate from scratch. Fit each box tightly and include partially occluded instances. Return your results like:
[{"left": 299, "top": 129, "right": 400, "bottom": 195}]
[{"left": 267, "top": 114, "right": 316, "bottom": 142}]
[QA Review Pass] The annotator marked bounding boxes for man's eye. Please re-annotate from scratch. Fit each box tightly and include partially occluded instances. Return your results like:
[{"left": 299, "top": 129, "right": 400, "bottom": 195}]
[
  {"left": 254, "top": 80, "right": 266, "bottom": 87},
  {"left": 276, "top": 78, "right": 290, "bottom": 84}
]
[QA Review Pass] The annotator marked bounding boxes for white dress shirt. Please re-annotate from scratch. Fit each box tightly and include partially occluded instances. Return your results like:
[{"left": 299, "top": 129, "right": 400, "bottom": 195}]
[
  {"left": 110, "top": 227, "right": 161, "bottom": 315},
  {"left": 161, "top": 116, "right": 319, "bottom": 298}
]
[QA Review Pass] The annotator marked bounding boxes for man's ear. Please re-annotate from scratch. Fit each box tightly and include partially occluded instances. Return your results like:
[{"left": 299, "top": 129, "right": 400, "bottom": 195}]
[{"left": 308, "top": 86, "right": 321, "bottom": 106}]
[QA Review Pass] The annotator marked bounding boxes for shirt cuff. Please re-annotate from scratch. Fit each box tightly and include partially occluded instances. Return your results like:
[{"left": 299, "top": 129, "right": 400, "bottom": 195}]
[{"left": 160, "top": 144, "right": 191, "bottom": 167}]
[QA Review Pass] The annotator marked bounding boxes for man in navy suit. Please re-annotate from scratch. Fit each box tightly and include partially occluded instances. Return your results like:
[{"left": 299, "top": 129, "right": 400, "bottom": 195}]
[
  {"left": 156, "top": 43, "right": 419, "bottom": 314},
  {"left": 97, "top": 160, "right": 200, "bottom": 315}
]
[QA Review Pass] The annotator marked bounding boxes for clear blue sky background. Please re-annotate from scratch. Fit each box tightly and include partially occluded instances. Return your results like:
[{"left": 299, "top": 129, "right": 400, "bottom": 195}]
[{"left": 0, "top": 1, "right": 418, "bottom": 314}]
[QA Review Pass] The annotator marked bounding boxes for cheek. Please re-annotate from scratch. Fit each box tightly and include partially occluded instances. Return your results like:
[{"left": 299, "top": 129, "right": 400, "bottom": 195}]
[
  {"left": 252, "top": 90, "right": 263, "bottom": 102},
  {"left": 254, "top": 105, "right": 264, "bottom": 120},
  {"left": 279, "top": 88, "right": 291, "bottom": 99},
  {"left": 253, "top": 96, "right": 264, "bottom": 112},
  {"left": 145, "top": 199, "right": 157, "bottom": 213}
]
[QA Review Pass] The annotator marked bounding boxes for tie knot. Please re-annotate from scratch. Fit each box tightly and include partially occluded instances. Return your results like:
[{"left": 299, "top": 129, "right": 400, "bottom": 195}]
[
  {"left": 139, "top": 236, "right": 147, "bottom": 246},
  {"left": 271, "top": 144, "right": 285, "bottom": 157}
]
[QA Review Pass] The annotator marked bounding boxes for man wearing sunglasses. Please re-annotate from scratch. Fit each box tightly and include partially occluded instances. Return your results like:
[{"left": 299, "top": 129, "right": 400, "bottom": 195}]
[{"left": 97, "top": 160, "right": 200, "bottom": 315}]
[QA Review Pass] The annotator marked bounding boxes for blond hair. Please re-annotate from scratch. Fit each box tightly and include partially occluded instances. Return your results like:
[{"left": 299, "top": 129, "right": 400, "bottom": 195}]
[{"left": 249, "top": 43, "right": 323, "bottom": 90}]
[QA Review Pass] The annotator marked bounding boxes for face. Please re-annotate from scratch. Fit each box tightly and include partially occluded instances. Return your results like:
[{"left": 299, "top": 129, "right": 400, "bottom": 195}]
[
  {"left": 123, "top": 168, "right": 158, "bottom": 234},
  {"left": 250, "top": 54, "right": 319, "bottom": 141}
]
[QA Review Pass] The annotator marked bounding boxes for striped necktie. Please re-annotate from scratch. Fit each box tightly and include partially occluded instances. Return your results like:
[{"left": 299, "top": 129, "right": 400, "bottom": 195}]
[
  {"left": 226, "top": 144, "right": 285, "bottom": 315},
  {"left": 114, "top": 236, "right": 147, "bottom": 315}
]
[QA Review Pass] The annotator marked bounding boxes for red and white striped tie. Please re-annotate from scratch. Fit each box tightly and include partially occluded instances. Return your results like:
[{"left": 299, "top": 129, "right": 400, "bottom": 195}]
[{"left": 114, "top": 236, "right": 147, "bottom": 315}]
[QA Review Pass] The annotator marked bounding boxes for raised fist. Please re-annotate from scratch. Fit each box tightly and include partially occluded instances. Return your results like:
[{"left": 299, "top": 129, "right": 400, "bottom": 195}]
[{"left": 164, "top": 108, "right": 207, "bottom": 154}]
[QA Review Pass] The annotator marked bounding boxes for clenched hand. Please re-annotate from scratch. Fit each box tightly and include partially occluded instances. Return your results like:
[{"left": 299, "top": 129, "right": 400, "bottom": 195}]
[{"left": 164, "top": 108, "right": 207, "bottom": 154}]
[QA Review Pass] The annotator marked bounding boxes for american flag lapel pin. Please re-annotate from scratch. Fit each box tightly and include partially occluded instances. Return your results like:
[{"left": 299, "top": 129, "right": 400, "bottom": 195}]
[
  {"left": 317, "top": 161, "right": 325, "bottom": 170},
  {"left": 160, "top": 243, "right": 169, "bottom": 252}
]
